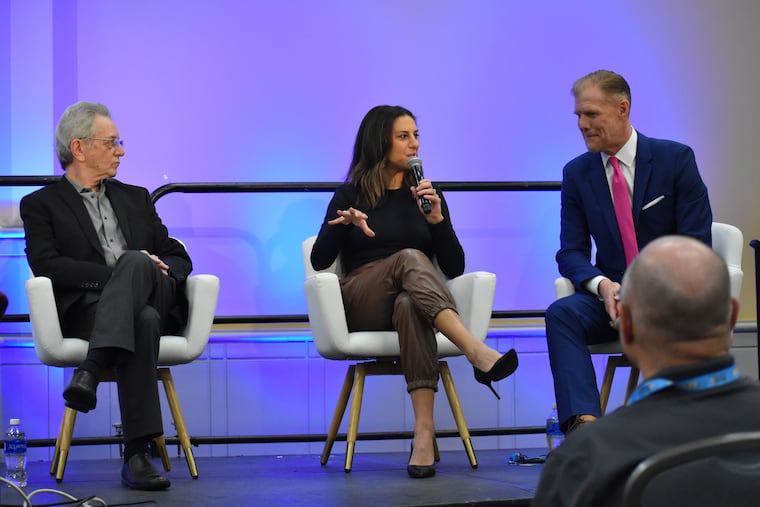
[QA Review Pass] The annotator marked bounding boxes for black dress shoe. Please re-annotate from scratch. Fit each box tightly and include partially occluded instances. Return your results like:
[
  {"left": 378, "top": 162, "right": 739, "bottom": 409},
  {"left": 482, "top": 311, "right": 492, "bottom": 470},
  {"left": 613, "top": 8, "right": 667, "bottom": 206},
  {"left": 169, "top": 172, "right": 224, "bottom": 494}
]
[
  {"left": 121, "top": 453, "right": 171, "bottom": 491},
  {"left": 474, "top": 348, "right": 519, "bottom": 400},
  {"left": 63, "top": 369, "right": 98, "bottom": 413},
  {"left": 566, "top": 415, "right": 594, "bottom": 434}
]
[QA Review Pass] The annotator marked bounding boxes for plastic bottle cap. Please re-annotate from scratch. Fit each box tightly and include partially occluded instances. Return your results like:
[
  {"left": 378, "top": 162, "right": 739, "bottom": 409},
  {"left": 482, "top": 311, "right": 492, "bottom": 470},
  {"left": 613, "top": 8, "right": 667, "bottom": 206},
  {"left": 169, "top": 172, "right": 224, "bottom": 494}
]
[{"left": 9, "top": 419, "right": 20, "bottom": 425}]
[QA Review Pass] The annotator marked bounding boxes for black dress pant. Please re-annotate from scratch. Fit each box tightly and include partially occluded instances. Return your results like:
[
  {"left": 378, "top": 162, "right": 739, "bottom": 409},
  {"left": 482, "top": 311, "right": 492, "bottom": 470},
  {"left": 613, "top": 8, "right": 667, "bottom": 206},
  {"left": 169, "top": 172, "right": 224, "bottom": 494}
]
[{"left": 62, "top": 251, "right": 178, "bottom": 442}]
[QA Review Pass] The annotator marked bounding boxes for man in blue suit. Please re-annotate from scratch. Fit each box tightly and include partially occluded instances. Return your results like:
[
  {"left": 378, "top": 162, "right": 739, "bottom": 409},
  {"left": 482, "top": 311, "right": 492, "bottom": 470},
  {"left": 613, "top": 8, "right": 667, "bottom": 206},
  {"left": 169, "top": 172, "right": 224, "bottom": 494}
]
[{"left": 545, "top": 70, "right": 712, "bottom": 434}]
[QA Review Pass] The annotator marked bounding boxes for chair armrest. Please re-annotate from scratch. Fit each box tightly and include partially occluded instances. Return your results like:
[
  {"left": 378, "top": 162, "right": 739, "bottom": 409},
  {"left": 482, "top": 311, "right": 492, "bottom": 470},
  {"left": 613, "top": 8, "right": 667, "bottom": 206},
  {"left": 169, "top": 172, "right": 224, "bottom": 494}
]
[
  {"left": 728, "top": 267, "right": 743, "bottom": 300},
  {"left": 710, "top": 222, "right": 744, "bottom": 299},
  {"left": 555, "top": 270, "right": 740, "bottom": 299},
  {"left": 554, "top": 277, "right": 576, "bottom": 299},
  {"left": 304, "top": 272, "right": 350, "bottom": 359},
  {"left": 25, "top": 276, "right": 66, "bottom": 364},
  {"left": 181, "top": 274, "right": 219, "bottom": 360},
  {"left": 446, "top": 271, "right": 496, "bottom": 341}
]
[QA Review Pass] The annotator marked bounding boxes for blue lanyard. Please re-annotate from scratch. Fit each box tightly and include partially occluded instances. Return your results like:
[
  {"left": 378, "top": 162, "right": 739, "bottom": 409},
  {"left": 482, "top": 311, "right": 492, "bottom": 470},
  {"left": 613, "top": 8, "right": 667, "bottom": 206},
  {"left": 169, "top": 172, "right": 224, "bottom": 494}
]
[{"left": 628, "top": 365, "right": 741, "bottom": 406}]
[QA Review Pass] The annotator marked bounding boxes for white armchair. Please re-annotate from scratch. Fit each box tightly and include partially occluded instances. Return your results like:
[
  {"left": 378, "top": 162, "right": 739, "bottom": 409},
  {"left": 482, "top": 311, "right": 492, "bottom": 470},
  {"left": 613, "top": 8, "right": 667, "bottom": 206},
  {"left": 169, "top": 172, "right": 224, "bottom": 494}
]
[
  {"left": 302, "top": 236, "right": 496, "bottom": 472},
  {"left": 553, "top": 222, "right": 744, "bottom": 414},
  {"left": 25, "top": 273, "right": 219, "bottom": 481}
]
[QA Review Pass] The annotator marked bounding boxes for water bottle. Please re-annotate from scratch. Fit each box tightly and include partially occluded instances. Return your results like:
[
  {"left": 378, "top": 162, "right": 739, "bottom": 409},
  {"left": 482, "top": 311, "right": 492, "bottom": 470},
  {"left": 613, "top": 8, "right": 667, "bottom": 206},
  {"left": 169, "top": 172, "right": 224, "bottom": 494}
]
[
  {"left": 4, "top": 419, "right": 27, "bottom": 488},
  {"left": 546, "top": 404, "right": 564, "bottom": 451}
]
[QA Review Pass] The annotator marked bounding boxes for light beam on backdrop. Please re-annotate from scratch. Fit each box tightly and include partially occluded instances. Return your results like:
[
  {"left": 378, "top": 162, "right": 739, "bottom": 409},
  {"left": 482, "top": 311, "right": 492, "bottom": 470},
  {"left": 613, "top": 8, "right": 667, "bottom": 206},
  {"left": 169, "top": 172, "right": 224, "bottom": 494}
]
[{"left": 3, "top": 0, "right": 756, "bottom": 319}]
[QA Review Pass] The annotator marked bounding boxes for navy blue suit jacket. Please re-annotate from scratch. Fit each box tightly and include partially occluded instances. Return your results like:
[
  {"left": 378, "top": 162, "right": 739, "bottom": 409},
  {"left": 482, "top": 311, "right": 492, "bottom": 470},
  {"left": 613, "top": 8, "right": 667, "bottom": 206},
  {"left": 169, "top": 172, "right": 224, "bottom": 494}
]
[{"left": 556, "top": 132, "right": 712, "bottom": 287}]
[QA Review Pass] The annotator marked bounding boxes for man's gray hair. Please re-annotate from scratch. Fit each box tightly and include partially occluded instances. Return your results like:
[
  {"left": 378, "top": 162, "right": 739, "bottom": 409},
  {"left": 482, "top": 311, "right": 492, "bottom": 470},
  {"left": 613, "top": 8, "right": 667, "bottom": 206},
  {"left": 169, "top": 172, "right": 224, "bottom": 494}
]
[{"left": 55, "top": 102, "right": 111, "bottom": 169}]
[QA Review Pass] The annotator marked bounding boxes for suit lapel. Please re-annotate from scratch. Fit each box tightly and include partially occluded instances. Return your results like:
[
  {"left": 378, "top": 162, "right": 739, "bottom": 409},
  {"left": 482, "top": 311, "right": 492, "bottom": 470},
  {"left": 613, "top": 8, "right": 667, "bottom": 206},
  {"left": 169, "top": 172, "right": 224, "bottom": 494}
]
[
  {"left": 105, "top": 181, "right": 133, "bottom": 246},
  {"left": 631, "top": 132, "right": 653, "bottom": 225},
  {"left": 56, "top": 179, "right": 104, "bottom": 255},
  {"left": 587, "top": 153, "right": 620, "bottom": 240}
]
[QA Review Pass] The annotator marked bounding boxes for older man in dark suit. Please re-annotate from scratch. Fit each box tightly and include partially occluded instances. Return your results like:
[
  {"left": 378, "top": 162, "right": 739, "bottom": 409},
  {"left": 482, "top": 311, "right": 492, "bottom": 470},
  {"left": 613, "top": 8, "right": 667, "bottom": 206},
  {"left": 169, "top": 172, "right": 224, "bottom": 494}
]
[
  {"left": 20, "top": 102, "right": 192, "bottom": 490},
  {"left": 545, "top": 70, "right": 713, "bottom": 434}
]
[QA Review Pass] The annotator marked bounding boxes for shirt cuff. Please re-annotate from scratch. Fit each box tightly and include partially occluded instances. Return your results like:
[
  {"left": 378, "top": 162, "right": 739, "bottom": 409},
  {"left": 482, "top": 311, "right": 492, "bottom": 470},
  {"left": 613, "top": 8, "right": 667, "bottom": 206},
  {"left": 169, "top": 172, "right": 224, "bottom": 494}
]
[{"left": 584, "top": 275, "right": 608, "bottom": 299}]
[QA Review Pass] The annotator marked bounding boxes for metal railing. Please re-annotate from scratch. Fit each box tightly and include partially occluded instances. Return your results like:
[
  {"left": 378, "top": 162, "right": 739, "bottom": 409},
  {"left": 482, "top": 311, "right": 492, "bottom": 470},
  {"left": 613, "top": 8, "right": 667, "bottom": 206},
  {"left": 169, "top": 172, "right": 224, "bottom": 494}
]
[
  {"left": 1, "top": 177, "right": 562, "bottom": 324},
  {"left": 4, "top": 176, "right": 759, "bottom": 447},
  {"left": 1, "top": 176, "right": 558, "bottom": 445}
]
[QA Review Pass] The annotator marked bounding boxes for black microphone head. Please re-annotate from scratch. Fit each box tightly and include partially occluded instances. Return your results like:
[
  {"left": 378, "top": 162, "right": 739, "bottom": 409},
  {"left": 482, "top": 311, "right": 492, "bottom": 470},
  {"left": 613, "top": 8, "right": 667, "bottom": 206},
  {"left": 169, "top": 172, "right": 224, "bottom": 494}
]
[
  {"left": 407, "top": 157, "right": 424, "bottom": 184},
  {"left": 407, "top": 157, "right": 423, "bottom": 170}
]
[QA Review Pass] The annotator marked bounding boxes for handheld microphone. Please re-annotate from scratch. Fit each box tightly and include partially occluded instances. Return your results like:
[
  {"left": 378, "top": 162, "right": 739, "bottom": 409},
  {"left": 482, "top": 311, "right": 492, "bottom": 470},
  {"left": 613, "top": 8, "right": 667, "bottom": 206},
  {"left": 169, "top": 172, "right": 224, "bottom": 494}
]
[{"left": 407, "top": 157, "right": 432, "bottom": 214}]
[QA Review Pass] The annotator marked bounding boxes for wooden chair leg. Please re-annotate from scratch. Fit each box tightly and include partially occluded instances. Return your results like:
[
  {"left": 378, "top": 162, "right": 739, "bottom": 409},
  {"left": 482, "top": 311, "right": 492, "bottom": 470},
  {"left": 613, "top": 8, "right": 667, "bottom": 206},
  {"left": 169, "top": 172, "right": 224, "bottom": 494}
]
[
  {"left": 599, "top": 355, "right": 641, "bottom": 414},
  {"left": 344, "top": 363, "right": 367, "bottom": 473},
  {"left": 52, "top": 407, "right": 77, "bottom": 482},
  {"left": 598, "top": 357, "right": 617, "bottom": 415},
  {"left": 439, "top": 361, "right": 478, "bottom": 469},
  {"left": 153, "top": 434, "right": 171, "bottom": 472},
  {"left": 323, "top": 360, "right": 476, "bottom": 472},
  {"left": 50, "top": 408, "right": 67, "bottom": 476},
  {"left": 624, "top": 366, "right": 641, "bottom": 404},
  {"left": 321, "top": 365, "right": 355, "bottom": 465},
  {"left": 158, "top": 368, "right": 198, "bottom": 479}
]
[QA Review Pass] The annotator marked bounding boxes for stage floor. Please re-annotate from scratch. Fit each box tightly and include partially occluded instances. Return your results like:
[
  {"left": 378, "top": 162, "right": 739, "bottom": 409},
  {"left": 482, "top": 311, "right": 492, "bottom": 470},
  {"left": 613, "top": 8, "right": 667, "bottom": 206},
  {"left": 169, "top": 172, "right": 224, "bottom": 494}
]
[{"left": 6, "top": 448, "right": 544, "bottom": 506}]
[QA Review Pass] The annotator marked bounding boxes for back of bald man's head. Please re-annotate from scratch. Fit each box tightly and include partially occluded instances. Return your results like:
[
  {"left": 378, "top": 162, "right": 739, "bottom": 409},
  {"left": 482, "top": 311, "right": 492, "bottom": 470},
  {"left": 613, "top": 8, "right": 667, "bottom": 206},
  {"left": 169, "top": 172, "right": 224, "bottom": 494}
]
[{"left": 620, "top": 236, "right": 732, "bottom": 342}]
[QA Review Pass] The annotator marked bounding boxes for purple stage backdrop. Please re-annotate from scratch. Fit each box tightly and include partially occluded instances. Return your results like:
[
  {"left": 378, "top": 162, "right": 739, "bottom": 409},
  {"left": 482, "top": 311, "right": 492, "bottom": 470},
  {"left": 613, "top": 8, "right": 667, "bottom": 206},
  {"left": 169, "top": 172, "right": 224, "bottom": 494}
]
[{"left": 2, "top": 0, "right": 759, "bottom": 319}]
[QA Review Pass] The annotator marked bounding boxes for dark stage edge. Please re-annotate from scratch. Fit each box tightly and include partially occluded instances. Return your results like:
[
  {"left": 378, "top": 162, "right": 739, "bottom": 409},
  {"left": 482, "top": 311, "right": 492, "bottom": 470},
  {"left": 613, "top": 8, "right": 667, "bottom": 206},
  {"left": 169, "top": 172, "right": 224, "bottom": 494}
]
[{"left": 5, "top": 449, "right": 543, "bottom": 506}]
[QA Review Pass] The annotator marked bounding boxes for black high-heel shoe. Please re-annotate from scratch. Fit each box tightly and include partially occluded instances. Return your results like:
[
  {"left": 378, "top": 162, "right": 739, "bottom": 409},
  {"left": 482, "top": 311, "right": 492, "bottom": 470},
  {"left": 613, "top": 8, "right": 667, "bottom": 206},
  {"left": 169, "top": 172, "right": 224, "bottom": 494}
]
[
  {"left": 473, "top": 348, "right": 519, "bottom": 399},
  {"left": 407, "top": 443, "right": 436, "bottom": 479}
]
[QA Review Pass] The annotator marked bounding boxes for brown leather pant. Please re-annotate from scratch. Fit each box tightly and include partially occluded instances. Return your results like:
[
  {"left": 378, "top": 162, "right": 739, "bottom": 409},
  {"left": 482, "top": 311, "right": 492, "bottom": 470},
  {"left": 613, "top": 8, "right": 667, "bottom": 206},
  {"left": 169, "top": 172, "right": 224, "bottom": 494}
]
[{"left": 340, "top": 248, "right": 458, "bottom": 392}]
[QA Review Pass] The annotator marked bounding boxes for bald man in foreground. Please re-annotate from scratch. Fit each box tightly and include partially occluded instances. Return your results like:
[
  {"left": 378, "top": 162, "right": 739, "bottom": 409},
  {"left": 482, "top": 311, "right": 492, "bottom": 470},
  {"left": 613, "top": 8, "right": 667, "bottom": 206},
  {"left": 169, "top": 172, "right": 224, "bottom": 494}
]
[{"left": 533, "top": 235, "right": 760, "bottom": 507}]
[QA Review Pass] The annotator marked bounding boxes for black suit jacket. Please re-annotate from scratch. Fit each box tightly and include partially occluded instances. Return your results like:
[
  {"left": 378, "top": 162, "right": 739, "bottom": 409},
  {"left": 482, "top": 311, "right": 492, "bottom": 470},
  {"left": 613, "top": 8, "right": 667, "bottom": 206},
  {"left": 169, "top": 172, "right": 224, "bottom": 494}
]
[{"left": 20, "top": 177, "right": 192, "bottom": 326}]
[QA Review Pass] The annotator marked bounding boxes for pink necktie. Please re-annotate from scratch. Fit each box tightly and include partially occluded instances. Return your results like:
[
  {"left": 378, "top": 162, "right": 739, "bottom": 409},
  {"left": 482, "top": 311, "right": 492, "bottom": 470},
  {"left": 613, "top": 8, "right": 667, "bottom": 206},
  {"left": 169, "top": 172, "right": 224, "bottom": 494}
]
[{"left": 610, "top": 156, "right": 638, "bottom": 266}]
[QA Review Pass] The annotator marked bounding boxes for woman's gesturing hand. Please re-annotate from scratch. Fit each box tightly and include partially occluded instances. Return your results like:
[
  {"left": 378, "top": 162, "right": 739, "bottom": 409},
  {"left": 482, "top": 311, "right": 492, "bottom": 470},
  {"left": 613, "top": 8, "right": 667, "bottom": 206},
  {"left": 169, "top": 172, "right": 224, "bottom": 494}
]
[{"left": 328, "top": 207, "right": 376, "bottom": 237}]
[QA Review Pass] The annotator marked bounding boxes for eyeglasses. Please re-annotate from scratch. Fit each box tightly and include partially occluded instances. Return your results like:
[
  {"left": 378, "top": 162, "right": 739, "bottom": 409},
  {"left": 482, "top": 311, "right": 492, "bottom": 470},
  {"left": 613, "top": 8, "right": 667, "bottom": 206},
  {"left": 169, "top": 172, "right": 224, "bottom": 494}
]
[{"left": 82, "top": 137, "right": 124, "bottom": 149}]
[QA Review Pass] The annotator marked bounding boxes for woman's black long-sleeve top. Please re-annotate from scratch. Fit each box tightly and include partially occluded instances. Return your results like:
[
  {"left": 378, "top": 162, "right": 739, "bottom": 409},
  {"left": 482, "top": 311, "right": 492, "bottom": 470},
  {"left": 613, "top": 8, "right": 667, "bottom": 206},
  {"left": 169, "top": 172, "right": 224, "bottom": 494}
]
[{"left": 310, "top": 183, "right": 465, "bottom": 278}]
